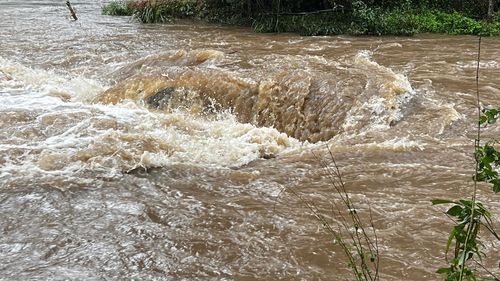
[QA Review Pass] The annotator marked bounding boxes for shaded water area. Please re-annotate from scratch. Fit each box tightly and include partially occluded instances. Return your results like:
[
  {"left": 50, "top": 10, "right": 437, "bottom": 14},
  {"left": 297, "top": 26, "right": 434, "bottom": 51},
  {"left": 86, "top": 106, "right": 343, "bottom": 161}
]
[{"left": 1, "top": 1, "right": 499, "bottom": 280}]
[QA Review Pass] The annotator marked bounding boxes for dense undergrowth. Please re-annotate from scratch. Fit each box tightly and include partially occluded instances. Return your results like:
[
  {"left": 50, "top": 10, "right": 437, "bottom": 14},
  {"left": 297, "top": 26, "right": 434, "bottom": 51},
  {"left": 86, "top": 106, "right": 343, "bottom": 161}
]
[
  {"left": 252, "top": 10, "right": 500, "bottom": 36},
  {"left": 102, "top": 0, "right": 500, "bottom": 36}
]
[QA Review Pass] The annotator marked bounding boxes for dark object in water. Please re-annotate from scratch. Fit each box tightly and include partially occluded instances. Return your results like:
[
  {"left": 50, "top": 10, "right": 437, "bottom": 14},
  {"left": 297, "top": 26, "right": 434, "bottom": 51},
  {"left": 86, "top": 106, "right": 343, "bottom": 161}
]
[
  {"left": 66, "top": 0, "right": 78, "bottom": 21},
  {"left": 261, "top": 153, "right": 276, "bottom": 159},
  {"left": 146, "top": 87, "right": 175, "bottom": 109}
]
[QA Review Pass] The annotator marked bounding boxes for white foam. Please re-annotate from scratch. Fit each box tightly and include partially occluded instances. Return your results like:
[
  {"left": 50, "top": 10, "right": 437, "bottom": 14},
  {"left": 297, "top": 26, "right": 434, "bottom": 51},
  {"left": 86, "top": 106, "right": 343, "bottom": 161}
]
[
  {"left": 0, "top": 58, "right": 313, "bottom": 188},
  {"left": 374, "top": 42, "right": 403, "bottom": 51},
  {"left": 342, "top": 50, "right": 415, "bottom": 133},
  {"left": 353, "top": 137, "right": 426, "bottom": 151},
  {"left": 456, "top": 60, "right": 500, "bottom": 69},
  {"left": 0, "top": 62, "right": 304, "bottom": 185},
  {"left": 0, "top": 56, "right": 104, "bottom": 102}
]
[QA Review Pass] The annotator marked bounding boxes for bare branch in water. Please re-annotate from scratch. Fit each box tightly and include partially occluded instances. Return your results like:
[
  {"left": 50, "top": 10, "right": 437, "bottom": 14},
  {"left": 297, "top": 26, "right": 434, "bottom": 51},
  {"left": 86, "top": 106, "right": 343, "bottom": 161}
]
[{"left": 66, "top": 0, "right": 78, "bottom": 21}]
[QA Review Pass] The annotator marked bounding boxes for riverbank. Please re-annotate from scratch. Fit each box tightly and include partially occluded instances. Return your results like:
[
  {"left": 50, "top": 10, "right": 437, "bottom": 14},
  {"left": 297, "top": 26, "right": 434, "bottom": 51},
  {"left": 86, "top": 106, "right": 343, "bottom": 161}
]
[{"left": 102, "top": 0, "right": 500, "bottom": 36}]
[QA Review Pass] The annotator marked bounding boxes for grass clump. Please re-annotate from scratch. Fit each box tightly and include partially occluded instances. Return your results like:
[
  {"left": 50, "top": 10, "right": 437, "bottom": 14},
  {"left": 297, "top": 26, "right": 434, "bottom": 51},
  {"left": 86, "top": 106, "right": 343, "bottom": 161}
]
[
  {"left": 133, "top": 2, "right": 173, "bottom": 23},
  {"left": 102, "top": 0, "right": 196, "bottom": 23},
  {"left": 102, "top": 1, "right": 134, "bottom": 16}
]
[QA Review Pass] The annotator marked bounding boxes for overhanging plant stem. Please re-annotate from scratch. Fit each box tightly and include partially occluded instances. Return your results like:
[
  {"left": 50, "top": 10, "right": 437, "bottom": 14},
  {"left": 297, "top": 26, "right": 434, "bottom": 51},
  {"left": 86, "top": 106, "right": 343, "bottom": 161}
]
[{"left": 459, "top": 36, "right": 481, "bottom": 281}]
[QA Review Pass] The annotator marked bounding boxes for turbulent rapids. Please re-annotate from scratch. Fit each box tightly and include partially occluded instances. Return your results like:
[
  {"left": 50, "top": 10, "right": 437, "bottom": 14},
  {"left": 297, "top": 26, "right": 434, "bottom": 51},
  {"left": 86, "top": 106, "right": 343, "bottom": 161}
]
[
  {"left": 0, "top": 46, "right": 415, "bottom": 185},
  {"left": 0, "top": 1, "right": 499, "bottom": 280},
  {"left": 95, "top": 49, "right": 414, "bottom": 142}
]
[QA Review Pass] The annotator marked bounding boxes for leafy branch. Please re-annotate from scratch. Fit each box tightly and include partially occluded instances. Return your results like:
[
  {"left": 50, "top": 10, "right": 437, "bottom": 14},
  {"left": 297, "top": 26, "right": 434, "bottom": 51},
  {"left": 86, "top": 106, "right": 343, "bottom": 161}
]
[
  {"left": 433, "top": 37, "right": 499, "bottom": 281},
  {"left": 479, "top": 108, "right": 500, "bottom": 125}
]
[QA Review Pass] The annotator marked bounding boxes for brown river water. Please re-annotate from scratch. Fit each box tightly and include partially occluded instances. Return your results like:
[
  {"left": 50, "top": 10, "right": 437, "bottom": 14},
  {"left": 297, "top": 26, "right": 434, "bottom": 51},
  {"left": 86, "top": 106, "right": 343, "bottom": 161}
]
[{"left": 0, "top": 1, "right": 499, "bottom": 280}]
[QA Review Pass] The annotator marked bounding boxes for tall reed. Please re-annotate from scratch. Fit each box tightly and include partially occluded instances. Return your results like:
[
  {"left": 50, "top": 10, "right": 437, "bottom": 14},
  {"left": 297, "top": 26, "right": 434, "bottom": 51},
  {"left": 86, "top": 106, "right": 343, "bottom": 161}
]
[{"left": 286, "top": 146, "right": 380, "bottom": 281}]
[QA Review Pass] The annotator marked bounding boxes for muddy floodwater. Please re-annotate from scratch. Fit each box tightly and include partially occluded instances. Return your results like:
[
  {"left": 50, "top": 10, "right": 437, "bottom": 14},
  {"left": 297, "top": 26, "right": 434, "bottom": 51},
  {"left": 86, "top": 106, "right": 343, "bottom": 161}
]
[{"left": 0, "top": 1, "right": 499, "bottom": 280}]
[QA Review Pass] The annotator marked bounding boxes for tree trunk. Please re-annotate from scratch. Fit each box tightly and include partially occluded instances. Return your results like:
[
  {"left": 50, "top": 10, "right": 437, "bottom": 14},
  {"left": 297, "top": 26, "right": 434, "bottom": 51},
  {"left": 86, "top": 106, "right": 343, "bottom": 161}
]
[
  {"left": 453, "top": 0, "right": 462, "bottom": 12},
  {"left": 322, "top": 0, "right": 328, "bottom": 9},
  {"left": 246, "top": 0, "right": 250, "bottom": 16},
  {"left": 487, "top": 0, "right": 495, "bottom": 21}
]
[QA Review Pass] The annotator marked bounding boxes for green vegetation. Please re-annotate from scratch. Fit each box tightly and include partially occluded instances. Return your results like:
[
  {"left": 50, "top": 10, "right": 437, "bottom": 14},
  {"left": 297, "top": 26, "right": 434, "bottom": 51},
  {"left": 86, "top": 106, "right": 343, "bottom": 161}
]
[
  {"left": 413, "top": 11, "right": 500, "bottom": 35},
  {"left": 133, "top": 3, "right": 173, "bottom": 23},
  {"left": 134, "top": 0, "right": 195, "bottom": 23},
  {"left": 101, "top": 0, "right": 500, "bottom": 36},
  {"left": 431, "top": 198, "right": 497, "bottom": 280},
  {"left": 101, "top": 1, "right": 134, "bottom": 16},
  {"left": 432, "top": 110, "right": 500, "bottom": 280},
  {"left": 102, "top": 0, "right": 196, "bottom": 23},
  {"left": 253, "top": 9, "right": 500, "bottom": 36},
  {"left": 432, "top": 39, "right": 499, "bottom": 281}
]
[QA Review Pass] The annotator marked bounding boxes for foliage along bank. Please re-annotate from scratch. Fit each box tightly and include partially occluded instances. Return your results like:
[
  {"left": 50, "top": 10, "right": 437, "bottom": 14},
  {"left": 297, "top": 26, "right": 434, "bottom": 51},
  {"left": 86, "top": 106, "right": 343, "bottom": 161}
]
[{"left": 102, "top": 0, "right": 500, "bottom": 36}]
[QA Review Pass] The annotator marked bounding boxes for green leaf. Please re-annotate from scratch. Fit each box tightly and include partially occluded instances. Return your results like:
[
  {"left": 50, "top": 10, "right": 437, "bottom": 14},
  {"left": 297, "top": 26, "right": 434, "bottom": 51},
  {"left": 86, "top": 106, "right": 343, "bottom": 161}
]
[
  {"left": 457, "top": 250, "right": 474, "bottom": 266},
  {"left": 457, "top": 250, "right": 467, "bottom": 266},
  {"left": 474, "top": 172, "right": 487, "bottom": 182},
  {"left": 484, "top": 168, "right": 498, "bottom": 179},
  {"left": 431, "top": 199, "right": 457, "bottom": 205},
  {"left": 458, "top": 199, "right": 473, "bottom": 208},
  {"left": 493, "top": 179, "right": 500, "bottom": 193},
  {"left": 481, "top": 154, "right": 495, "bottom": 164},
  {"left": 480, "top": 108, "right": 500, "bottom": 125},
  {"left": 445, "top": 225, "right": 463, "bottom": 255},
  {"left": 436, "top": 267, "right": 451, "bottom": 274},
  {"left": 446, "top": 205, "right": 463, "bottom": 216}
]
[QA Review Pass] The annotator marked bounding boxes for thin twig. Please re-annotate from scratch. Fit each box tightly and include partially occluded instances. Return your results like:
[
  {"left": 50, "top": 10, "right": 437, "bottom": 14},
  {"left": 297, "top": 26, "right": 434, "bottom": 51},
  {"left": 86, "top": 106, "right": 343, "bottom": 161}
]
[
  {"left": 459, "top": 35, "right": 482, "bottom": 281},
  {"left": 368, "top": 203, "right": 380, "bottom": 280},
  {"left": 480, "top": 221, "right": 500, "bottom": 241},
  {"left": 327, "top": 146, "right": 378, "bottom": 257},
  {"left": 314, "top": 146, "right": 379, "bottom": 280},
  {"left": 472, "top": 258, "right": 500, "bottom": 281}
]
